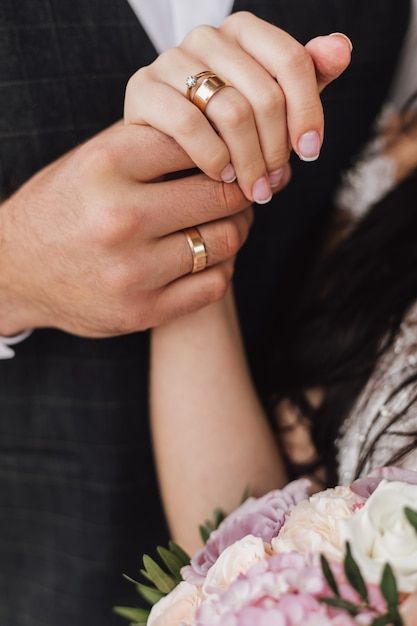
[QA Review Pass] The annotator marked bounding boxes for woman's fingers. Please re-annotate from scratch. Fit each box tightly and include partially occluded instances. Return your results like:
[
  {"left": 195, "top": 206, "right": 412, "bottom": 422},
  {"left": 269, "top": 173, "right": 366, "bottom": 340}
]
[
  {"left": 305, "top": 34, "right": 353, "bottom": 92},
  {"left": 221, "top": 12, "right": 351, "bottom": 161},
  {"left": 140, "top": 48, "right": 272, "bottom": 202},
  {"left": 181, "top": 26, "right": 290, "bottom": 190},
  {"left": 125, "top": 71, "right": 234, "bottom": 184}
]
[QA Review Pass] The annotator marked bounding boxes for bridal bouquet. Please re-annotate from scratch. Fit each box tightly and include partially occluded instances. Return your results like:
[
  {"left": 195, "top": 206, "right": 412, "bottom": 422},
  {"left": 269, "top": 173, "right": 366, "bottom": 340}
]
[{"left": 115, "top": 467, "right": 417, "bottom": 626}]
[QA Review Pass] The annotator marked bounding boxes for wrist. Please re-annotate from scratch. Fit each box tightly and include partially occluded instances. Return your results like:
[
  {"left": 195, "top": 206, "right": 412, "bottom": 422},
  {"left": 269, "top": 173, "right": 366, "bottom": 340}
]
[{"left": 0, "top": 201, "right": 44, "bottom": 335}]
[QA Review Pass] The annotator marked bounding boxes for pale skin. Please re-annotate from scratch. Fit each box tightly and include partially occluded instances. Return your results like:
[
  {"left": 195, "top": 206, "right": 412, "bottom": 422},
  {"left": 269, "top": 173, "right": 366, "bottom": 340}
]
[
  {"left": 0, "top": 11, "right": 351, "bottom": 338},
  {"left": 151, "top": 105, "right": 417, "bottom": 556}
]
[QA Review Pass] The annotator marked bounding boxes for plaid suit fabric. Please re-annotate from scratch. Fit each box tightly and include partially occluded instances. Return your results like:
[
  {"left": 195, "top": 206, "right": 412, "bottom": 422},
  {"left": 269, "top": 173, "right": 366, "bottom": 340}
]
[{"left": 0, "top": 0, "right": 411, "bottom": 625}]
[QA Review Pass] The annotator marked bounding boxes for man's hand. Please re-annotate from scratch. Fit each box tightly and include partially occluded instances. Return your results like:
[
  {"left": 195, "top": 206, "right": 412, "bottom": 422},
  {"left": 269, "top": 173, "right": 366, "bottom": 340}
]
[{"left": 0, "top": 122, "right": 266, "bottom": 338}]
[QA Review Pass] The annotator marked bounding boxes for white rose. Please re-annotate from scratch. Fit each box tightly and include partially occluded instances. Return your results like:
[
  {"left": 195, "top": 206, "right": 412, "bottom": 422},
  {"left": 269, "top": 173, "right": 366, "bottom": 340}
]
[
  {"left": 272, "top": 486, "right": 360, "bottom": 561},
  {"left": 203, "top": 535, "right": 266, "bottom": 596},
  {"left": 341, "top": 480, "right": 417, "bottom": 593},
  {"left": 148, "top": 581, "right": 201, "bottom": 626}
]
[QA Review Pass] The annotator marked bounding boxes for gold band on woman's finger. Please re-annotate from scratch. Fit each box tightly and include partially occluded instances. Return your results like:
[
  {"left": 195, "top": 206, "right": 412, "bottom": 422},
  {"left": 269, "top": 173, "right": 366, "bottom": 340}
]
[
  {"left": 183, "top": 227, "right": 208, "bottom": 274},
  {"left": 191, "top": 74, "right": 227, "bottom": 113}
]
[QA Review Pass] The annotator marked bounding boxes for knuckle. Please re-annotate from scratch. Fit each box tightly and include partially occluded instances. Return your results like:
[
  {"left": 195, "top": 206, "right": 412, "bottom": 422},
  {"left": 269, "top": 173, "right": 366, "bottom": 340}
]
[
  {"left": 221, "top": 219, "right": 244, "bottom": 257},
  {"left": 173, "top": 108, "right": 202, "bottom": 138},
  {"left": 92, "top": 205, "right": 137, "bottom": 247},
  {"left": 183, "top": 24, "right": 217, "bottom": 49},
  {"left": 219, "top": 96, "right": 252, "bottom": 129},
  {"left": 256, "top": 86, "right": 285, "bottom": 118},
  {"left": 286, "top": 46, "right": 314, "bottom": 73},
  {"left": 208, "top": 268, "right": 230, "bottom": 302},
  {"left": 81, "top": 141, "right": 116, "bottom": 176},
  {"left": 103, "top": 261, "right": 136, "bottom": 296},
  {"left": 218, "top": 180, "right": 249, "bottom": 216},
  {"left": 223, "top": 11, "right": 253, "bottom": 30}
]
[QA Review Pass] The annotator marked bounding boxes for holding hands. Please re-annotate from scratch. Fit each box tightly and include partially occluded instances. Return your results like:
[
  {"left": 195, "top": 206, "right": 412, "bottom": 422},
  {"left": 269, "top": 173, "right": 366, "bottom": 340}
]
[{"left": 0, "top": 13, "right": 352, "bottom": 339}]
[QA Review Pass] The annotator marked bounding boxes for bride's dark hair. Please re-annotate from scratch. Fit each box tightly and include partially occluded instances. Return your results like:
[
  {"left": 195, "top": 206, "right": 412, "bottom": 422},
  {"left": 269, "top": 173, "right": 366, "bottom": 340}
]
[{"left": 269, "top": 104, "right": 417, "bottom": 486}]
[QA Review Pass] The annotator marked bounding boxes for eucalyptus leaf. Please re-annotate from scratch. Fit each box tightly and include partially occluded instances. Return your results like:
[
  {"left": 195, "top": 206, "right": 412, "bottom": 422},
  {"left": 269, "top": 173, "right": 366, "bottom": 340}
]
[
  {"left": 320, "top": 554, "right": 340, "bottom": 597},
  {"left": 123, "top": 573, "right": 142, "bottom": 586},
  {"left": 405, "top": 507, "right": 417, "bottom": 534},
  {"left": 370, "top": 615, "right": 397, "bottom": 626},
  {"left": 380, "top": 563, "right": 399, "bottom": 612},
  {"left": 344, "top": 542, "right": 369, "bottom": 605},
  {"left": 320, "top": 596, "right": 359, "bottom": 616},
  {"left": 143, "top": 555, "right": 177, "bottom": 594},
  {"left": 157, "top": 546, "right": 183, "bottom": 580},
  {"left": 113, "top": 606, "right": 150, "bottom": 624},
  {"left": 140, "top": 568, "right": 154, "bottom": 584},
  {"left": 199, "top": 524, "right": 211, "bottom": 544},
  {"left": 213, "top": 508, "right": 226, "bottom": 529},
  {"left": 169, "top": 541, "right": 191, "bottom": 567},
  {"left": 137, "top": 582, "right": 165, "bottom": 606}
]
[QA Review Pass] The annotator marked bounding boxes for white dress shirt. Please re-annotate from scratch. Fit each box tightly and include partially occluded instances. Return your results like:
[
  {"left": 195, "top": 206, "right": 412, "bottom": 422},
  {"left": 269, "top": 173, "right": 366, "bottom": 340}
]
[{"left": 1, "top": 0, "right": 416, "bottom": 359}]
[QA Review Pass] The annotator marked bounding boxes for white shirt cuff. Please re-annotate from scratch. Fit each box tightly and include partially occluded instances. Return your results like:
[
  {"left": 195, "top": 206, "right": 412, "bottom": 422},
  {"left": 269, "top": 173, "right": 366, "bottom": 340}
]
[{"left": 0, "top": 330, "right": 33, "bottom": 359}]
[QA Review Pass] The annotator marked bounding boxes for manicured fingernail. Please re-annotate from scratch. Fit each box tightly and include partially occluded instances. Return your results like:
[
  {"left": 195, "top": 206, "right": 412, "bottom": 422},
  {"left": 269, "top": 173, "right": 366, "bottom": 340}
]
[
  {"left": 329, "top": 32, "right": 353, "bottom": 52},
  {"left": 221, "top": 163, "right": 236, "bottom": 183},
  {"left": 252, "top": 176, "right": 272, "bottom": 204},
  {"left": 298, "top": 131, "right": 321, "bottom": 162},
  {"left": 269, "top": 168, "right": 285, "bottom": 188}
]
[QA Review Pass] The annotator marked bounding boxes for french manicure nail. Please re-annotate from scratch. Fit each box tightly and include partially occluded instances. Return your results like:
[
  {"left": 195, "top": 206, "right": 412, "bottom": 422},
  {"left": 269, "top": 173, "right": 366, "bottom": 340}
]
[
  {"left": 298, "top": 131, "right": 321, "bottom": 162},
  {"left": 221, "top": 163, "right": 237, "bottom": 183},
  {"left": 269, "top": 168, "right": 285, "bottom": 188},
  {"left": 329, "top": 32, "right": 353, "bottom": 52},
  {"left": 252, "top": 176, "right": 272, "bottom": 205}
]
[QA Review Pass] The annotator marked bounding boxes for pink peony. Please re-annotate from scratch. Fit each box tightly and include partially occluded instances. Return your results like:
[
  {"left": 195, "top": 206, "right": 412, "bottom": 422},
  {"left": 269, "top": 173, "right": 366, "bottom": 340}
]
[
  {"left": 182, "top": 480, "right": 310, "bottom": 585},
  {"left": 194, "top": 551, "right": 373, "bottom": 626},
  {"left": 351, "top": 467, "right": 417, "bottom": 498}
]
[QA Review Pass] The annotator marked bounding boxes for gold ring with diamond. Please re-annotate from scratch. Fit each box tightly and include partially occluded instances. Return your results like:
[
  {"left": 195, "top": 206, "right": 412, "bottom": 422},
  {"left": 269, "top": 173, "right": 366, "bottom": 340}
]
[
  {"left": 190, "top": 74, "right": 227, "bottom": 114},
  {"left": 185, "top": 71, "right": 216, "bottom": 101}
]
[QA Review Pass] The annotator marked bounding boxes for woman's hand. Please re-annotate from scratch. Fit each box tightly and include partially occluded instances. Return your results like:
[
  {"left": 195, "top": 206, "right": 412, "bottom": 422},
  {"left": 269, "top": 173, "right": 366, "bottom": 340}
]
[{"left": 125, "top": 11, "right": 352, "bottom": 204}]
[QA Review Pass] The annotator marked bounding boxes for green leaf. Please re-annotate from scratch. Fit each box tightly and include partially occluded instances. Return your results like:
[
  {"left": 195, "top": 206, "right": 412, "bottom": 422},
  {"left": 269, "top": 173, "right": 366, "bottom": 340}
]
[
  {"left": 199, "top": 524, "right": 212, "bottom": 544},
  {"left": 157, "top": 546, "right": 183, "bottom": 580},
  {"left": 140, "top": 568, "right": 154, "bottom": 584},
  {"left": 344, "top": 542, "right": 369, "bottom": 605},
  {"left": 169, "top": 541, "right": 191, "bottom": 567},
  {"left": 213, "top": 508, "right": 226, "bottom": 529},
  {"left": 113, "top": 606, "right": 150, "bottom": 624},
  {"left": 240, "top": 486, "right": 251, "bottom": 504},
  {"left": 143, "top": 555, "right": 177, "bottom": 594},
  {"left": 405, "top": 507, "right": 417, "bottom": 534},
  {"left": 319, "top": 596, "right": 359, "bottom": 616},
  {"left": 370, "top": 615, "right": 397, "bottom": 626},
  {"left": 320, "top": 554, "right": 340, "bottom": 597},
  {"left": 137, "top": 583, "right": 165, "bottom": 606},
  {"left": 380, "top": 563, "right": 399, "bottom": 612},
  {"left": 123, "top": 573, "right": 142, "bottom": 586}
]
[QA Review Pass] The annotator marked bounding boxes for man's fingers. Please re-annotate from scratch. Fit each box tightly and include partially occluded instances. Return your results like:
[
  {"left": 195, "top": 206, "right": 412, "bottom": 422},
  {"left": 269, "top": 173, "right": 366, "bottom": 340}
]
[
  {"left": 151, "top": 209, "right": 253, "bottom": 287},
  {"left": 136, "top": 173, "right": 252, "bottom": 237},
  {"left": 97, "top": 123, "right": 196, "bottom": 182},
  {"left": 152, "top": 261, "right": 235, "bottom": 327},
  {"left": 305, "top": 34, "right": 353, "bottom": 92}
]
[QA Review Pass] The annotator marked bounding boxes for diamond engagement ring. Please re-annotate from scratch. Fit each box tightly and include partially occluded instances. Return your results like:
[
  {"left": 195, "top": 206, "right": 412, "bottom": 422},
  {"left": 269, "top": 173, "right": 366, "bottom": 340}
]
[{"left": 185, "top": 71, "right": 215, "bottom": 100}]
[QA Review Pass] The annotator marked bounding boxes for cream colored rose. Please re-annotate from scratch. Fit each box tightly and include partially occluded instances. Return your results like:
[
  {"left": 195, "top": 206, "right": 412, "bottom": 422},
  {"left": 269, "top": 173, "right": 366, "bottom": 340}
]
[
  {"left": 272, "top": 486, "right": 360, "bottom": 561},
  {"left": 203, "top": 535, "right": 266, "bottom": 596},
  {"left": 341, "top": 480, "right": 417, "bottom": 593},
  {"left": 148, "top": 581, "right": 202, "bottom": 626}
]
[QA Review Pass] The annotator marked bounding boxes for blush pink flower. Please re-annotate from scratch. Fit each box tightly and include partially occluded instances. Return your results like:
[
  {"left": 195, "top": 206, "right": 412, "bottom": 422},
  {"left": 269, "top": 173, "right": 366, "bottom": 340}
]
[
  {"left": 194, "top": 551, "right": 367, "bottom": 626},
  {"left": 182, "top": 480, "right": 310, "bottom": 585}
]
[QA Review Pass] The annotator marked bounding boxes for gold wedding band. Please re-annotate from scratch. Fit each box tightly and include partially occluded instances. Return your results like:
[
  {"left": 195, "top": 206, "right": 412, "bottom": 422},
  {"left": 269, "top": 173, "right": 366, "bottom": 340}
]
[
  {"left": 192, "top": 74, "right": 227, "bottom": 113},
  {"left": 183, "top": 227, "right": 208, "bottom": 274}
]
